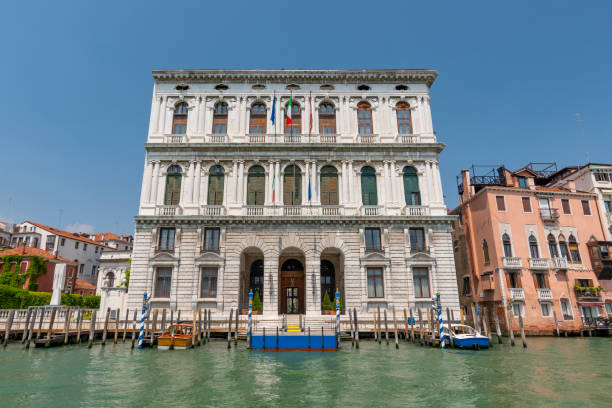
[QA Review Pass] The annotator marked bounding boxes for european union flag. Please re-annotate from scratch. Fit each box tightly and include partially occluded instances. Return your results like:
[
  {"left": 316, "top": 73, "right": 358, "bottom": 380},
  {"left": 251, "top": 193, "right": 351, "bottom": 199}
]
[{"left": 270, "top": 95, "right": 276, "bottom": 124}]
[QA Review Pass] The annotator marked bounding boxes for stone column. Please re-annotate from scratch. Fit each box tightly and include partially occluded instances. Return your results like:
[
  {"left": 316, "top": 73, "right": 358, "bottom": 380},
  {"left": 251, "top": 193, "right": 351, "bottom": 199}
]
[
  {"left": 376, "top": 166, "right": 385, "bottom": 207},
  {"left": 304, "top": 161, "right": 310, "bottom": 205},
  {"left": 237, "top": 161, "right": 245, "bottom": 204},
  {"left": 194, "top": 161, "right": 202, "bottom": 205},
  {"left": 263, "top": 256, "right": 279, "bottom": 316},
  {"left": 158, "top": 96, "right": 167, "bottom": 135},
  {"left": 231, "top": 161, "right": 239, "bottom": 203},
  {"left": 341, "top": 161, "right": 348, "bottom": 204},
  {"left": 311, "top": 161, "right": 318, "bottom": 205},
  {"left": 383, "top": 161, "right": 392, "bottom": 204},
  {"left": 201, "top": 167, "right": 209, "bottom": 205},
  {"left": 140, "top": 160, "right": 152, "bottom": 206},
  {"left": 274, "top": 161, "right": 280, "bottom": 205},
  {"left": 187, "top": 162, "right": 195, "bottom": 204},
  {"left": 150, "top": 96, "right": 161, "bottom": 134},
  {"left": 348, "top": 161, "right": 355, "bottom": 203},
  {"left": 390, "top": 161, "right": 398, "bottom": 204},
  {"left": 434, "top": 161, "right": 444, "bottom": 204},
  {"left": 151, "top": 161, "right": 160, "bottom": 205}
]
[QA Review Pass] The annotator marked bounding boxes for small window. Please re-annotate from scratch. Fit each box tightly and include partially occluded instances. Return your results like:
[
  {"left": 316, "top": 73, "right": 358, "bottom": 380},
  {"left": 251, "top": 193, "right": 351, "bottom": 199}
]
[
  {"left": 604, "top": 200, "right": 612, "bottom": 213},
  {"left": 357, "top": 84, "right": 371, "bottom": 91},
  {"left": 535, "top": 272, "right": 547, "bottom": 288},
  {"left": 357, "top": 102, "right": 373, "bottom": 135},
  {"left": 581, "top": 200, "right": 591, "bottom": 215},
  {"left": 365, "top": 228, "right": 382, "bottom": 251},
  {"left": 540, "top": 302, "right": 551, "bottom": 317},
  {"left": 496, "top": 196, "right": 506, "bottom": 211},
  {"left": 413, "top": 268, "right": 430, "bottom": 298},
  {"left": 75, "top": 242, "right": 79, "bottom": 249},
  {"left": 367, "top": 267, "right": 384, "bottom": 298},
  {"left": 212, "top": 102, "right": 228, "bottom": 134},
  {"left": 214, "top": 84, "right": 229, "bottom": 91},
  {"left": 396, "top": 102, "right": 412, "bottom": 135},
  {"left": 172, "top": 102, "right": 188, "bottom": 134},
  {"left": 517, "top": 176, "right": 528, "bottom": 189},
  {"left": 158, "top": 227, "right": 176, "bottom": 251},
  {"left": 204, "top": 228, "right": 220, "bottom": 251},
  {"left": 482, "top": 240, "right": 490, "bottom": 264},
  {"left": 409, "top": 228, "right": 426, "bottom": 252},
  {"left": 79, "top": 264, "right": 84, "bottom": 275},
  {"left": 561, "top": 299, "right": 573, "bottom": 319},
  {"left": 462, "top": 276, "right": 471, "bottom": 296},
  {"left": 201, "top": 267, "right": 218, "bottom": 298},
  {"left": 522, "top": 197, "right": 532, "bottom": 212},
  {"left": 605, "top": 302, "right": 612, "bottom": 314},
  {"left": 395, "top": 84, "right": 408, "bottom": 91},
  {"left": 83, "top": 243, "right": 88, "bottom": 251},
  {"left": 155, "top": 267, "right": 172, "bottom": 298},
  {"left": 46, "top": 236, "right": 56, "bottom": 251},
  {"left": 512, "top": 303, "right": 523, "bottom": 317},
  {"left": 175, "top": 83, "right": 189, "bottom": 91},
  {"left": 61, "top": 238, "right": 65, "bottom": 246},
  {"left": 561, "top": 199, "right": 571, "bottom": 214},
  {"left": 249, "top": 103, "right": 266, "bottom": 134},
  {"left": 95, "top": 247, "right": 98, "bottom": 254},
  {"left": 502, "top": 233, "right": 512, "bottom": 257},
  {"left": 548, "top": 234, "right": 559, "bottom": 258},
  {"left": 568, "top": 235, "right": 581, "bottom": 263},
  {"left": 529, "top": 235, "right": 539, "bottom": 258}
]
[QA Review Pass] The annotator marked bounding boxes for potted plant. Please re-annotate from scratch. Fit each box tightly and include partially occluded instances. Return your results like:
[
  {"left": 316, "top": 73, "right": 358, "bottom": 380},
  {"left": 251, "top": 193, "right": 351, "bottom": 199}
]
[
  {"left": 321, "top": 291, "right": 335, "bottom": 315},
  {"left": 252, "top": 291, "right": 262, "bottom": 315}
]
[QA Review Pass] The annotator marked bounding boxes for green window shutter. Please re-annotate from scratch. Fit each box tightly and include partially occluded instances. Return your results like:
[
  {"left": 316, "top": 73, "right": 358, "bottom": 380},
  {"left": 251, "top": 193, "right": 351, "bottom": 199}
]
[
  {"left": 361, "top": 166, "right": 377, "bottom": 205},
  {"left": 207, "top": 174, "right": 224, "bottom": 205},
  {"left": 247, "top": 166, "right": 265, "bottom": 205},
  {"left": 403, "top": 166, "right": 420, "bottom": 205},
  {"left": 320, "top": 166, "right": 338, "bottom": 205},
  {"left": 283, "top": 165, "right": 301, "bottom": 205},
  {"left": 164, "top": 174, "right": 182, "bottom": 205}
]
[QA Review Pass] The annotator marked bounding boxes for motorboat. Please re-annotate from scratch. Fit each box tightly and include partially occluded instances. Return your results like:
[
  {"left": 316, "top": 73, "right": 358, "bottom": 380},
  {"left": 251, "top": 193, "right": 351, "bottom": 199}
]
[
  {"left": 442, "top": 324, "right": 490, "bottom": 349},
  {"left": 157, "top": 324, "right": 194, "bottom": 350}
]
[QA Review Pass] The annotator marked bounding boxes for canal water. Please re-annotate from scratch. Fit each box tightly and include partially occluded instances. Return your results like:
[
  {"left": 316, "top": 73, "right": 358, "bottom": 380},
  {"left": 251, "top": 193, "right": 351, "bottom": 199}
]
[{"left": 0, "top": 337, "right": 609, "bottom": 407}]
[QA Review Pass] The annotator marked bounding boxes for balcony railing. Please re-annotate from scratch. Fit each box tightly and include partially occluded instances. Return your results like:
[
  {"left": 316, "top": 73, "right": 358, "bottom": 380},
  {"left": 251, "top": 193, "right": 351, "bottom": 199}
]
[
  {"left": 165, "top": 134, "right": 185, "bottom": 143},
  {"left": 320, "top": 134, "right": 338, "bottom": 143},
  {"left": 510, "top": 288, "right": 525, "bottom": 301},
  {"left": 540, "top": 208, "right": 560, "bottom": 222},
  {"left": 537, "top": 288, "right": 553, "bottom": 301},
  {"left": 247, "top": 134, "right": 266, "bottom": 143},
  {"left": 574, "top": 286, "right": 602, "bottom": 298},
  {"left": 207, "top": 134, "right": 227, "bottom": 143},
  {"left": 201, "top": 205, "right": 226, "bottom": 216},
  {"left": 283, "top": 134, "right": 303, "bottom": 143},
  {"left": 552, "top": 257, "right": 569, "bottom": 270},
  {"left": 529, "top": 258, "right": 550, "bottom": 270},
  {"left": 283, "top": 206, "right": 302, "bottom": 216},
  {"left": 156, "top": 205, "right": 181, "bottom": 216},
  {"left": 403, "top": 206, "right": 429, "bottom": 216},
  {"left": 242, "top": 205, "right": 345, "bottom": 216},
  {"left": 321, "top": 205, "right": 343, "bottom": 216},
  {"left": 397, "top": 134, "right": 419, "bottom": 143},
  {"left": 607, "top": 212, "right": 612, "bottom": 224},
  {"left": 358, "top": 134, "right": 378, "bottom": 144},
  {"left": 361, "top": 205, "right": 383, "bottom": 216},
  {"left": 502, "top": 257, "right": 523, "bottom": 269}
]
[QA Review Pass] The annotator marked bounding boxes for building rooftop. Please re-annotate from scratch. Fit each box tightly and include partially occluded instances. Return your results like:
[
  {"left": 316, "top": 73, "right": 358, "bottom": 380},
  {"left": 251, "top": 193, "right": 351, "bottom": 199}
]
[
  {"left": 0, "top": 246, "right": 76, "bottom": 264},
  {"left": 26, "top": 221, "right": 111, "bottom": 249}
]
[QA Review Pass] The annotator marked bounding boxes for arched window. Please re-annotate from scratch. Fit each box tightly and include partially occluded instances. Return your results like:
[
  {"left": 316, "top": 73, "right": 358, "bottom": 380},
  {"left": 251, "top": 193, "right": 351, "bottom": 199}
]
[
  {"left": 172, "top": 102, "right": 188, "bottom": 134},
  {"left": 558, "top": 234, "right": 570, "bottom": 260},
  {"left": 164, "top": 165, "right": 183, "bottom": 205},
  {"left": 105, "top": 272, "right": 115, "bottom": 288},
  {"left": 502, "top": 233, "right": 512, "bottom": 257},
  {"left": 529, "top": 235, "right": 540, "bottom": 258},
  {"left": 249, "top": 103, "right": 266, "bottom": 134},
  {"left": 283, "top": 165, "right": 302, "bottom": 205},
  {"left": 548, "top": 234, "right": 559, "bottom": 258},
  {"left": 207, "top": 165, "right": 225, "bottom": 205},
  {"left": 320, "top": 260, "right": 335, "bottom": 303},
  {"left": 320, "top": 166, "right": 339, "bottom": 205},
  {"left": 319, "top": 103, "right": 336, "bottom": 135},
  {"left": 482, "top": 240, "right": 490, "bottom": 264},
  {"left": 247, "top": 165, "right": 265, "bottom": 205},
  {"left": 403, "top": 166, "right": 421, "bottom": 205},
  {"left": 281, "top": 259, "right": 303, "bottom": 271},
  {"left": 357, "top": 102, "right": 373, "bottom": 135},
  {"left": 568, "top": 235, "right": 581, "bottom": 263},
  {"left": 212, "top": 102, "right": 228, "bottom": 134},
  {"left": 285, "top": 102, "right": 301, "bottom": 134},
  {"left": 361, "top": 166, "right": 378, "bottom": 205},
  {"left": 250, "top": 260, "right": 264, "bottom": 302},
  {"left": 396, "top": 102, "right": 412, "bottom": 134}
]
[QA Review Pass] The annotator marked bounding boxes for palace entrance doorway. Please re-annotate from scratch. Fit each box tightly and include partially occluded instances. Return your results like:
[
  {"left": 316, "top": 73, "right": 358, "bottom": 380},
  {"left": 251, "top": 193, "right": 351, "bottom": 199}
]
[{"left": 279, "top": 259, "right": 305, "bottom": 314}]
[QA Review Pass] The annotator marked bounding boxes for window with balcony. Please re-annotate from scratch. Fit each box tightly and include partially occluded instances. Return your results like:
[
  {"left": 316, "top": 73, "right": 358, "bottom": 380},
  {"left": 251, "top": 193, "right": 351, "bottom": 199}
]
[
  {"left": 540, "top": 302, "right": 551, "bottom": 317},
  {"left": 207, "top": 165, "right": 225, "bottom": 205},
  {"left": 561, "top": 199, "right": 571, "bottom": 214},
  {"left": 529, "top": 235, "right": 540, "bottom": 258},
  {"left": 200, "top": 267, "right": 218, "bottom": 298},
  {"left": 285, "top": 102, "right": 301, "bottom": 134},
  {"left": 357, "top": 102, "right": 373, "bottom": 135},
  {"left": 164, "top": 165, "right": 182, "bottom": 205},
  {"left": 203, "top": 228, "right": 220, "bottom": 252},
  {"left": 319, "top": 103, "right": 336, "bottom": 135},
  {"left": 283, "top": 165, "right": 302, "bottom": 205},
  {"left": 320, "top": 166, "right": 339, "bottom": 205},
  {"left": 155, "top": 267, "right": 172, "bottom": 298},
  {"left": 409, "top": 228, "right": 426, "bottom": 252},
  {"left": 403, "top": 166, "right": 421, "bottom": 206},
  {"left": 561, "top": 299, "right": 573, "bottom": 319},
  {"left": 361, "top": 166, "right": 378, "bottom": 205},
  {"left": 522, "top": 197, "right": 532, "bottom": 212},
  {"left": 365, "top": 228, "right": 382, "bottom": 251},
  {"left": 535, "top": 272, "right": 547, "bottom": 288},
  {"left": 413, "top": 268, "right": 430, "bottom": 298},
  {"left": 502, "top": 233, "right": 513, "bottom": 257},
  {"left": 512, "top": 302, "right": 524, "bottom": 317},
  {"left": 172, "top": 102, "right": 188, "bottom": 134},
  {"left": 548, "top": 234, "right": 559, "bottom": 258},
  {"left": 517, "top": 176, "right": 528, "bottom": 188},
  {"left": 212, "top": 102, "right": 228, "bottom": 134},
  {"left": 367, "top": 267, "right": 384, "bottom": 298},
  {"left": 496, "top": 196, "right": 506, "bottom": 211},
  {"left": 558, "top": 235, "right": 570, "bottom": 260},
  {"left": 396, "top": 102, "right": 412, "bottom": 134},
  {"left": 581, "top": 200, "right": 591, "bottom": 215},
  {"left": 568, "top": 235, "right": 581, "bottom": 263},
  {"left": 482, "top": 239, "right": 490, "bottom": 265},
  {"left": 508, "top": 272, "right": 521, "bottom": 288},
  {"left": 247, "top": 165, "right": 265, "bottom": 206},
  {"left": 249, "top": 103, "right": 266, "bottom": 134},
  {"left": 158, "top": 227, "right": 175, "bottom": 251}
]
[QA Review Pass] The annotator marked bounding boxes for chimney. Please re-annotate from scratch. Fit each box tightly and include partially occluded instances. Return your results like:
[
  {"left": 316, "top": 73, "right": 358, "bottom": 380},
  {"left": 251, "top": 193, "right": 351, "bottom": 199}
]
[
  {"left": 567, "top": 180, "right": 576, "bottom": 193},
  {"left": 461, "top": 169, "right": 472, "bottom": 202},
  {"left": 54, "top": 250, "right": 59, "bottom": 259}
]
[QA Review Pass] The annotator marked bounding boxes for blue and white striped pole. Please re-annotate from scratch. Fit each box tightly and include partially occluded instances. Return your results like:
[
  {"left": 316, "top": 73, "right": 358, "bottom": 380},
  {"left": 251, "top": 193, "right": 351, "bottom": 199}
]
[
  {"left": 247, "top": 289, "right": 253, "bottom": 349},
  {"left": 138, "top": 293, "right": 147, "bottom": 349},
  {"left": 437, "top": 292, "right": 446, "bottom": 349},
  {"left": 335, "top": 289, "right": 340, "bottom": 347}
]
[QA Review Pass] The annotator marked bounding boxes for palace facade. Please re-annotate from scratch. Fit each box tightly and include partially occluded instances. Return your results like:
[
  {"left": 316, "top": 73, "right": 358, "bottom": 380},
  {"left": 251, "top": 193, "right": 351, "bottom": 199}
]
[{"left": 128, "top": 69, "right": 460, "bottom": 319}]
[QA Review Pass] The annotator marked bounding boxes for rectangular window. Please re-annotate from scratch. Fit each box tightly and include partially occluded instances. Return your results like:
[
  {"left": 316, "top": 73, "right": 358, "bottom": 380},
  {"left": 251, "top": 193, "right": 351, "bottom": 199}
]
[
  {"left": 409, "top": 228, "right": 426, "bottom": 252},
  {"left": 512, "top": 303, "right": 523, "bottom": 317},
  {"left": 75, "top": 241, "right": 79, "bottom": 249},
  {"left": 605, "top": 303, "right": 612, "bottom": 314},
  {"left": 79, "top": 264, "right": 84, "bottom": 275},
  {"left": 517, "top": 176, "right": 528, "bottom": 188},
  {"left": 561, "top": 299, "right": 573, "bottom": 319},
  {"left": 365, "top": 228, "right": 381, "bottom": 251},
  {"left": 521, "top": 197, "right": 532, "bottom": 212},
  {"left": 204, "top": 228, "right": 220, "bottom": 252},
  {"left": 155, "top": 267, "right": 172, "bottom": 298},
  {"left": 496, "top": 196, "right": 506, "bottom": 211},
  {"left": 60, "top": 238, "right": 65, "bottom": 246},
  {"left": 540, "top": 302, "right": 551, "bottom": 317},
  {"left": 561, "top": 199, "right": 571, "bottom": 214},
  {"left": 413, "top": 268, "right": 430, "bottom": 298},
  {"left": 91, "top": 265, "right": 96, "bottom": 276},
  {"left": 535, "top": 273, "right": 547, "bottom": 289},
  {"left": 200, "top": 267, "right": 218, "bottom": 298},
  {"left": 46, "top": 236, "right": 56, "bottom": 251},
  {"left": 158, "top": 227, "right": 176, "bottom": 251},
  {"left": 83, "top": 243, "right": 87, "bottom": 251},
  {"left": 462, "top": 276, "right": 471, "bottom": 296},
  {"left": 595, "top": 172, "right": 610, "bottom": 182},
  {"left": 508, "top": 272, "right": 520, "bottom": 288},
  {"left": 581, "top": 200, "right": 591, "bottom": 215},
  {"left": 95, "top": 247, "right": 98, "bottom": 254},
  {"left": 604, "top": 200, "right": 612, "bottom": 213},
  {"left": 367, "top": 267, "right": 384, "bottom": 298}
]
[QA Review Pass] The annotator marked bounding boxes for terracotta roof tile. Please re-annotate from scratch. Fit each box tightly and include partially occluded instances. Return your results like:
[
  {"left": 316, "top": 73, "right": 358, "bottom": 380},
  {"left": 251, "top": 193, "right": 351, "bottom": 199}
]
[
  {"left": 75, "top": 280, "right": 96, "bottom": 289},
  {"left": 25, "top": 221, "right": 112, "bottom": 249},
  {"left": 0, "top": 246, "right": 76, "bottom": 264}
]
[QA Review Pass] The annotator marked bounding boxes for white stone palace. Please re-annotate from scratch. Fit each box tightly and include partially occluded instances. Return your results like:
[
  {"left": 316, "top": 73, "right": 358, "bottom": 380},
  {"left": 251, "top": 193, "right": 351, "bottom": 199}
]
[{"left": 128, "top": 69, "right": 459, "bottom": 320}]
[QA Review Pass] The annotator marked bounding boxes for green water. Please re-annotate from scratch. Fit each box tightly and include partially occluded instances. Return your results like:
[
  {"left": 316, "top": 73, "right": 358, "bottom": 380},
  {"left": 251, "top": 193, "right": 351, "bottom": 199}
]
[{"left": 0, "top": 338, "right": 610, "bottom": 408}]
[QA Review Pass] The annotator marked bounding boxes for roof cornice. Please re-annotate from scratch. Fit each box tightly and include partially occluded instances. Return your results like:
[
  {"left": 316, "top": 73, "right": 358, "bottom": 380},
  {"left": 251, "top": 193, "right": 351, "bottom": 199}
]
[{"left": 152, "top": 69, "right": 438, "bottom": 87}]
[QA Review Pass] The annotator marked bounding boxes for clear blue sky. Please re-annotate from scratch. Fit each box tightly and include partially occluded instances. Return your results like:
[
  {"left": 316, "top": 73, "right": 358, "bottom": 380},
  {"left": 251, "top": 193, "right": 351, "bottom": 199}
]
[{"left": 1, "top": 0, "right": 610, "bottom": 234}]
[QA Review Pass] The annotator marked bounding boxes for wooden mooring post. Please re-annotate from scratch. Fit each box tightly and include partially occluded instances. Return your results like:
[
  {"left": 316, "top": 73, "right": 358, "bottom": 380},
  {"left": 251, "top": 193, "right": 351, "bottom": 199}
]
[
  {"left": 64, "top": 308, "right": 73, "bottom": 345},
  {"left": 197, "top": 308, "right": 202, "bottom": 346},
  {"left": 76, "top": 309, "right": 83, "bottom": 343},
  {"left": 377, "top": 307, "right": 382, "bottom": 344},
  {"left": 22, "top": 308, "right": 32, "bottom": 343},
  {"left": 131, "top": 309, "right": 137, "bottom": 348},
  {"left": 36, "top": 308, "right": 44, "bottom": 340},
  {"left": 482, "top": 307, "right": 492, "bottom": 345},
  {"left": 446, "top": 308, "right": 454, "bottom": 348},
  {"left": 207, "top": 310, "right": 211, "bottom": 341},
  {"left": 102, "top": 308, "right": 110, "bottom": 345},
  {"left": 518, "top": 313, "right": 527, "bottom": 348},
  {"left": 202, "top": 309, "right": 207, "bottom": 344},
  {"left": 160, "top": 308, "right": 167, "bottom": 335},
  {"left": 353, "top": 308, "right": 359, "bottom": 348},
  {"left": 123, "top": 308, "right": 130, "bottom": 342},
  {"left": 3, "top": 310, "right": 15, "bottom": 347},
  {"left": 234, "top": 312, "right": 239, "bottom": 346},
  {"left": 372, "top": 310, "right": 377, "bottom": 341},
  {"left": 26, "top": 309, "right": 37, "bottom": 348},
  {"left": 114, "top": 308, "right": 120, "bottom": 344},
  {"left": 506, "top": 306, "right": 515, "bottom": 347},
  {"left": 392, "top": 307, "right": 399, "bottom": 349},
  {"left": 88, "top": 310, "right": 97, "bottom": 348},
  {"left": 383, "top": 308, "right": 389, "bottom": 345},
  {"left": 192, "top": 310, "right": 197, "bottom": 348},
  {"left": 493, "top": 309, "right": 503, "bottom": 344},
  {"left": 409, "top": 308, "right": 415, "bottom": 343},
  {"left": 227, "top": 309, "right": 233, "bottom": 349},
  {"left": 349, "top": 309, "right": 355, "bottom": 346},
  {"left": 45, "top": 308, "right": 57, "bottom": 347},
  {"left": 428, "top": 308, "right": 434, "bottom": 345},
  {"left": 553, "top": 310, "right": 560, "bottom": 336}
]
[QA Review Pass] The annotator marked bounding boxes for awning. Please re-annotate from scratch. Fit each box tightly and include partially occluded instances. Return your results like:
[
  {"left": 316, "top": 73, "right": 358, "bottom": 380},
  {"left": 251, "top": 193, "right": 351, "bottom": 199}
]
[{"left": 579, "top": 302, "right": 604, "bottom": 306}]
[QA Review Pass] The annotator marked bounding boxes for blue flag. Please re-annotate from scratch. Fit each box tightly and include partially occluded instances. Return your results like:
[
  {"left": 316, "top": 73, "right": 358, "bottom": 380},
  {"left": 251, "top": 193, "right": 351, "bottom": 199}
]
[
  {"left": 308, "top": 178, "right": 312, "bottom": 202},
  {"left": 270, "top": 95, "right": 276, "bottom": 124}
]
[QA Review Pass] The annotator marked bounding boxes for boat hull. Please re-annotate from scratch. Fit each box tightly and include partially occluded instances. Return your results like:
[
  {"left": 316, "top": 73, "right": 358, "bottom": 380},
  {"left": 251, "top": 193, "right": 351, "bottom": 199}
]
[
  {"left": 453, "top": 335, "right": 490, "bottom": 349},
  {"left": 157, "top": 337, "right": 193, "bottom": 350},
  {"left": 250, "top": 334, "right": 337, "bottom": 351}
]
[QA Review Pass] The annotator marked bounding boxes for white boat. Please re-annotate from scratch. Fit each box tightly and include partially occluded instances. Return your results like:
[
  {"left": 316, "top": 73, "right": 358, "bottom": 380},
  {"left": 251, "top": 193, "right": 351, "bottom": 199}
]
[{"left": 442, "top": 324, "right": 490, "bottom": 349}]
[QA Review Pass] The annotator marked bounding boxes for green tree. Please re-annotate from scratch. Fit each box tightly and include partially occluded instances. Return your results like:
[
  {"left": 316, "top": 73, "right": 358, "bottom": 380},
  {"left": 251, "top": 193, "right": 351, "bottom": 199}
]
[{"left": 252, "top": 290, "right": 262, "bottom": 312}]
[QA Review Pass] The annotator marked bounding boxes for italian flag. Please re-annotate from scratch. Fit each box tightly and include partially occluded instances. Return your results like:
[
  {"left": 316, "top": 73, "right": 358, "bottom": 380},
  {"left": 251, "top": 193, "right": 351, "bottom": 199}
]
[
  {"left": 286, "top": 96, "right": 292, "bottom": 125},
  {"left": 271, "top": 170, "right": 276, "bottom": 203}
]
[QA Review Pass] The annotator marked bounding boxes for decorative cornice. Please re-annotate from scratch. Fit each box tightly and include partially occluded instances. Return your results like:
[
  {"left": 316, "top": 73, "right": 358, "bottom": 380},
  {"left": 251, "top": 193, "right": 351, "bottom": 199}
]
[{"left": 152, "top": 69, "right": 438, "bottom": 87}]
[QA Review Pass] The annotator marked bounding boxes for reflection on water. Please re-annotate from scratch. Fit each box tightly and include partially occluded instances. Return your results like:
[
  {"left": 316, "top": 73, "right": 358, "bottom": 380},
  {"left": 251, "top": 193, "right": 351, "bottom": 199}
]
[{"left": 0, "top": 337, "right": 609, "bottom": 407}]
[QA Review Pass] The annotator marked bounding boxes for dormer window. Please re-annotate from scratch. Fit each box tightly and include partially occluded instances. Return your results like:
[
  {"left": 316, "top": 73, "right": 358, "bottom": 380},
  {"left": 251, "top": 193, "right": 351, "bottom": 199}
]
[
  {"left": 357, "top": 84, "right": 371, "bottom": 91},
  {"left": 517, "top": 176, "right": 528, "bottom": 188}
]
